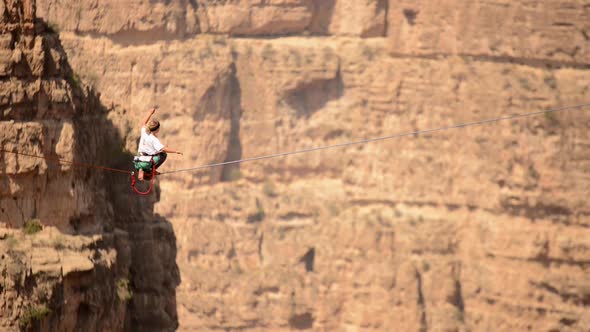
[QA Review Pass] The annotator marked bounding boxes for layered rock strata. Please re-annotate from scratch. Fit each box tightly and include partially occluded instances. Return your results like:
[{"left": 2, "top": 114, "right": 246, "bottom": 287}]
[
  {"left": 1, "top": 0, "right": 179, "bottom": 330},
  {"left": 26, "top": 0, "right": 590, "bottom": 331}
]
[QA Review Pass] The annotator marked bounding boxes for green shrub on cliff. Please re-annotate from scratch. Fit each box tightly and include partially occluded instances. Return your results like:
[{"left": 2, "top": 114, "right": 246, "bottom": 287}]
[
  {"left": 19, "top": 305, "right": 51, "bottom": 329},
  {"left": 46, "top": 21, "right": 60, "bottom": 34},
  {"left": 23, "top": 219, "right": 42, "bottom": 235},
  {"left": 116, "top": 278, "right": 133, "bottom": 302}
]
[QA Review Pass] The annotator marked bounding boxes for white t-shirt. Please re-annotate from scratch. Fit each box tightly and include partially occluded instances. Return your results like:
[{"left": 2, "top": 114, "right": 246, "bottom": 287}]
[{"left": 137, "top": 127, "right": 164, "bottom": 160}]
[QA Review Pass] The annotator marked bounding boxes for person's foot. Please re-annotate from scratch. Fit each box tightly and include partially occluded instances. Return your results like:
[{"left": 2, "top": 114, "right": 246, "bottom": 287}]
[{"left": 138, "top": 169, "right": 144, "bottom": 181}]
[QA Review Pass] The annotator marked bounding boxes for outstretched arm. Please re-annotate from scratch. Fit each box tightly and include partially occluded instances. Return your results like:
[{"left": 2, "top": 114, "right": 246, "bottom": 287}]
[
  {"left": 142, "top": 108, "right": 156, "bottom": 127},
  {"left": 162, "top": 147, "right": 183, "bottom": 155}
]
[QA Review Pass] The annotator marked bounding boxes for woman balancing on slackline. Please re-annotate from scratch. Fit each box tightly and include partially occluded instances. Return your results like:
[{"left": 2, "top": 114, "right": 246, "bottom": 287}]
[{"left": 134, "top": 108, "right": 183, "bottom": 181}]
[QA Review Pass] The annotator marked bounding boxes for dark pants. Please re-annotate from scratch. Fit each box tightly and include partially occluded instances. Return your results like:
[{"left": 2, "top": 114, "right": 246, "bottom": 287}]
[{"left": 133, "top": 152, "right": 167, "bottom": 172}]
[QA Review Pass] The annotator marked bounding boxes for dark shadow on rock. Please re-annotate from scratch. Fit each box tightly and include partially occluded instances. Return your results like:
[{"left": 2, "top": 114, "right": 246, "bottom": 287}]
[
  {"left": 288, "top": 312, "right": 314, "bottom": 330},
  {"left": 361, "top": 0, "right": 389, "bottom": 37},
  {"left": 1, "top": 12, "right": 180, "bottom": 330},
  {"left": 220, "top": 64, "right": 242, "bottom": 182},
  {"left": 403, "top": 8, "right": 418, "bottom": 26},
  {"left": 308, "top": 0, "right": 337, "bottom": 35},
  {"left": 284, "top": 67, "right": 343, "bottom": 118},
  {"left": 64, "top": 28, "right": 181, "bottom": 332},
  {"left": 192, "top": 65, "right": 243, "bottom": 184},
  {"left": 299, "top": 248, "right": 315, "bottom": 273},
  {"left": 62, "top": 33, "right": 181, "bottom": 332}
]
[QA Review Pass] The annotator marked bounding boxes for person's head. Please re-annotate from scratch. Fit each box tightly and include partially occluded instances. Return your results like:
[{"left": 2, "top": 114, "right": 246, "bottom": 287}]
[{"left": 147, "top": 119, "right": 160, "bottom": 136}]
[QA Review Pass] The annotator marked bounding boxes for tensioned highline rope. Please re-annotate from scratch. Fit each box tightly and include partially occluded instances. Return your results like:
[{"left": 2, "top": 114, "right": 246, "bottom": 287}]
[
  {"left": 0, "top": 149, "right": 132, "bottom": 174},
  {"left": 2, "top": 103, "right": 589, "bottom": 175},
  {"left": 160, "top": 102, "right": 590, "bottom": 175}
]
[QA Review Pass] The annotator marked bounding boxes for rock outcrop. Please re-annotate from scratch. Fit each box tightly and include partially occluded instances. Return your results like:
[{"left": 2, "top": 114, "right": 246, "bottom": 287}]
[
  {"left": 36, "top": 0, "right": 389, "bottom": 38},
  {"left": 3, "top": 0, "right": 588, "bottom": 331},
  {"left": 1, "top": 0, "right": 179, "bottom": 330}
]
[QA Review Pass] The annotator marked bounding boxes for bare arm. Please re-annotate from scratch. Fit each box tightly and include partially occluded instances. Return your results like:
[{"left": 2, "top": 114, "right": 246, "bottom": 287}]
[
  {"left": 162, "top": 147, "right": 183, "bottom": 155},
  {"left": 142, "top": 108, "right": 156, "bottom": 127}
]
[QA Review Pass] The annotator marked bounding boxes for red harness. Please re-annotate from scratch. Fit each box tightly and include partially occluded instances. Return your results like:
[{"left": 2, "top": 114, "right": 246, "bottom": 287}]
[{"left": 130, "top": 159, "right": 156, "bottom": 195}]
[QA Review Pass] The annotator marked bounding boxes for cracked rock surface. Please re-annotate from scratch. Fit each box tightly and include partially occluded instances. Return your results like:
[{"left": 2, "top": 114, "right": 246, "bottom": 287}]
[{"left": 1, "top": 0, "right": 588, "bottom": 331}]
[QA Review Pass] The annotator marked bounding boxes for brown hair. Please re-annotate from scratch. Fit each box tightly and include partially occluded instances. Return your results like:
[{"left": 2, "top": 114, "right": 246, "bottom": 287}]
[{"left": 147, "top": 119, "right": 160, "bottom": 133}]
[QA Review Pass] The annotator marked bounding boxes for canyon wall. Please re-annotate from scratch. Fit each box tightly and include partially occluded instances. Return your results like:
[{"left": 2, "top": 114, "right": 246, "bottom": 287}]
[{"left": 2, "top": 0, "right": 588, "bottom": 331}]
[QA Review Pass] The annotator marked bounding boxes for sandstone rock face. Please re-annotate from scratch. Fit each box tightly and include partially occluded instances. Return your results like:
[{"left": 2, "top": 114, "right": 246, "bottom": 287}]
[
  {"left": 0, "top": 227, "right": 129, "bottom": 331},
  {"left": 37, "top": 0, "right": 200, "bottom": 37},
  {"left": 0, "top": 0, "right": 104, "bottom": 232},
  {"left": 1, "top": 1, "right": 179, "bottom": 330},
  {"left": 387, "top": 0, "right": 590, "bottom": 65},
  {"left": 12, "top": 0, "right": 590, "bottom": 331},
  {"left": 37, "top": 0, "right": 389, "bottom": 37}
]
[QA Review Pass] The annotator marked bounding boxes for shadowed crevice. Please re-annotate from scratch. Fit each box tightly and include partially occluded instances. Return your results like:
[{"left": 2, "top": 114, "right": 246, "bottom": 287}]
[
  {"left": 403, "top": 9, "right": 418, "bottom": 26},
  {"left": 500, "top": 196, "right": 572, "bottom": 221},
  {"left": 192, "top": 64, "right": 243, "bottom": 183},
  {"left": 361, "top": 0, "right": 389, "bottom": 37},
  {"left": 416, "top": 269, "right": 427, "bottom": 332},
  {"left": 220, "top": 64, "right": 243, "bottom": 182},
  {"left": 288, "top": 312, "right": 314, "bottom": 330},
  {"left": 449, "top": 264, "right": 465, "bottom": 323},
  {"left": 532, "top": 281, "right": 590, "bottom": 307},
  {"left": 382, "top": 0, "right": 389, "bottom": 36},
  {"left": 299, "top": 248, "right": 315, "bottom": 273},
  {"left": 308, "top": 0, "right": 336, "bottom": 35}
]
